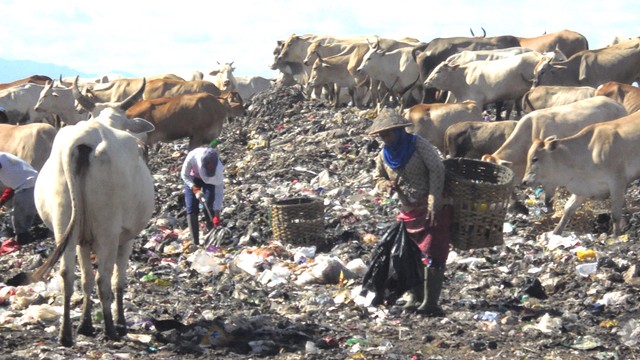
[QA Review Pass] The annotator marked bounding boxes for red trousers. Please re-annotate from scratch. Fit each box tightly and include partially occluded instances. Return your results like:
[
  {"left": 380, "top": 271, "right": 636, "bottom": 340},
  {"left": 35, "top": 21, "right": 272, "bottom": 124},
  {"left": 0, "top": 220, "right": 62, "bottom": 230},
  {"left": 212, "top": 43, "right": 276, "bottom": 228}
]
[{"left": 396, "top": 205, "right": 453, "bottom": 267}]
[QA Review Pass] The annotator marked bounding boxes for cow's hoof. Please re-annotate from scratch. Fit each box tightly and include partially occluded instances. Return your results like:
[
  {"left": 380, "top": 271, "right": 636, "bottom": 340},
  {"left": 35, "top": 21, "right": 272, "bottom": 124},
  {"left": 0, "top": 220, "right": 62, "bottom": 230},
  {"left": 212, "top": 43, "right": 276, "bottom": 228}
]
[
  {"left": 78, "top": 324, "right": 96, "bottom": 337},
  {"left": 116, "top": 324, "right": 128, "bottom": 337},
  {"left": 59, "top": 336, "right": 74, "bottom": 347}
]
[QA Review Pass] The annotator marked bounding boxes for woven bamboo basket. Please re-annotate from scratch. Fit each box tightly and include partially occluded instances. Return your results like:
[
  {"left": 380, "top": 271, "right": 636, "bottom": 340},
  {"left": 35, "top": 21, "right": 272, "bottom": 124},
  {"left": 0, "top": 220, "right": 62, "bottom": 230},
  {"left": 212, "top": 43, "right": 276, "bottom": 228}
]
[
  {"left": 271, "top": 197, "right": 324, "bottom": 245},
  {"left": 444, "top": 158, "right": 514, "bottom": 250}
]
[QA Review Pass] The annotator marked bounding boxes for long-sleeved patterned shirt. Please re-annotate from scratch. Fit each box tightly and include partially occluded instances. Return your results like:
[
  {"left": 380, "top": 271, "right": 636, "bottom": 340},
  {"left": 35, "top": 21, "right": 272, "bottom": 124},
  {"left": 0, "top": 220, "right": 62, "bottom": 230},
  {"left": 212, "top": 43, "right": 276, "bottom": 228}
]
[{"left": 374, "top": 136, "right": 445, "bottom": 213}]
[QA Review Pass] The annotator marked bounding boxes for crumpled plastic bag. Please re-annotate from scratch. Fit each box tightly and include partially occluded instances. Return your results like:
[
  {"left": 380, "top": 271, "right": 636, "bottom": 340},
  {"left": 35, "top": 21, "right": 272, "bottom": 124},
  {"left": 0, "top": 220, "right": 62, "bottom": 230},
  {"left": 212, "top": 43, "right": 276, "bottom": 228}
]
[{"left": 360, "top": 221, "right": 423, "bottom": 305}]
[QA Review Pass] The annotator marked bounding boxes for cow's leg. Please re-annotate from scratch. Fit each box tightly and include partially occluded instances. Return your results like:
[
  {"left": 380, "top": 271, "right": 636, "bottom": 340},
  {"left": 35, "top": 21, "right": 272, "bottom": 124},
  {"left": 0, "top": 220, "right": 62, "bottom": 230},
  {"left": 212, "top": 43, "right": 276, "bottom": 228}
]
[
  {"left": 609, "top": 185, "right": 626, "bottom": 236},
  {"left": 59, "top": 248, "right": 77, "bottom": 347},
  {"left": 554, "top": 194, "right": 585, "bottom": 235},
  {"left": 333, "top": 86, "right": 341, "bottom": 109},
  {"left": 114, "top": 241, "right": 134, "bottom": 336},
  {"left": 495, "top": 101, "right": 504, "bottom": 121},
  {"left": 77, "top": 245, "right": 96, "bottom": 337},
  {"left": 95, "top": 242, "right": 118, "bottom": 340}
]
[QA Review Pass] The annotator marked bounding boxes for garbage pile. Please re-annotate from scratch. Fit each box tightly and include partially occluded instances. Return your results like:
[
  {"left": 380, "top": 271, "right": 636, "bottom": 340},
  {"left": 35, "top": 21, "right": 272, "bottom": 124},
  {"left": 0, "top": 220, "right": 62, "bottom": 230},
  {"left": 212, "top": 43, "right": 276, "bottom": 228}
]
[{"left": 1, "top": 84, "right": 639, "bottom": 359}]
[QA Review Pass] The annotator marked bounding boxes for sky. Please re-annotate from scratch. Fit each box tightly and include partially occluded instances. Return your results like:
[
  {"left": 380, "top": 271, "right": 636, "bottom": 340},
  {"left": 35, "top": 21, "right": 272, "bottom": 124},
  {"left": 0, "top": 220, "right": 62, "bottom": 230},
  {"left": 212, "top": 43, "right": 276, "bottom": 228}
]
[{"left": 1, "top": 0, "right": 637, "bottom": 81}]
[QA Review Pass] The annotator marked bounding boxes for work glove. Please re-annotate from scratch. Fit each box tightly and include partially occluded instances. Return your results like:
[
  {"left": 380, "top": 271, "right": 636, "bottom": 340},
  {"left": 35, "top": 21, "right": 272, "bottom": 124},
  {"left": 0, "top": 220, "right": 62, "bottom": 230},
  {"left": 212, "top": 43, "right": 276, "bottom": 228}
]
[
  {"left": 192, "top": 186, "right": 204, "bottom": 200},
  {"left": 213, "top": 216, "right": 221, "bottom": 228}
]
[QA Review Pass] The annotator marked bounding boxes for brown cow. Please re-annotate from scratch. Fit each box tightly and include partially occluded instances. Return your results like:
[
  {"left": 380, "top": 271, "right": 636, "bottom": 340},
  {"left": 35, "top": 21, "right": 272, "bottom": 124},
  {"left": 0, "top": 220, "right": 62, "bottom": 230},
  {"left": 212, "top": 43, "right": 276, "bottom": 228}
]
[
  {"left": 83, "top": 78, "right": 221, "bottom": 103},
  {"left": 444, "top": 120, "right": 517, "bottom": 159},
  {"left": 0, "top": 123, "right": 56, "bottom": 171},
  {"left": 517, "top": 29, "right": 588, "bottom": 58},
  {"left": 532, "top": 37, "right": 640, "bottom": 87},
  {"left": 125, "top": 92, "right": 229, "bottom": 150},
  {"left": 0, "top": 75, "right": 53, "bottom": 91},
  {"left": 0, "top": 123, "right": 57, "bottom": 195},
  {"left": 403, "top": 100, "right": 482, "bottom": 153},
  {"left": 594, "top": 81, "right": 640, "bottom": 114}
]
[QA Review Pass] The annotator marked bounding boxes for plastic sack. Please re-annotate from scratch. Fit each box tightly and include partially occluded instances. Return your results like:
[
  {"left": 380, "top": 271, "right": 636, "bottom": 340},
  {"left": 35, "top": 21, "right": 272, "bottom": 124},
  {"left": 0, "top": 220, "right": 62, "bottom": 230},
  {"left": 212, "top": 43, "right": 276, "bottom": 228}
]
[{"left": 361, "top": 221, "right": 423, "bottom": 305}]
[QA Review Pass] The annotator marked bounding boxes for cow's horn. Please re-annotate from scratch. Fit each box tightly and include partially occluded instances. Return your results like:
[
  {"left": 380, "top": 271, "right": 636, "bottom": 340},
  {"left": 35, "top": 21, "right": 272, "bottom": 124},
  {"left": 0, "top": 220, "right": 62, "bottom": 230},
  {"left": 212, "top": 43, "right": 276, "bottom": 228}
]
[
  {"left": 120, "top": 78, "right": 146, "bottom": 111},
  {"left": 72, "top": 75, "right": 96, "bottom": 112}
]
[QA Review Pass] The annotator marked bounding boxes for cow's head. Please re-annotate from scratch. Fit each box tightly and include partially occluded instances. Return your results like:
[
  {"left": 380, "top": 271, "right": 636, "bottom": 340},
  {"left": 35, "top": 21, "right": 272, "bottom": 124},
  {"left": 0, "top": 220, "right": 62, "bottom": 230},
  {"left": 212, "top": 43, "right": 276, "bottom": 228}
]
[
  {"left": 522, "top": 136, "right": 558, "bottom": 187},
  {"left": 357, "top": 42, "right": 386, "bottom": 74},
  {"left": 532, "top": 57, "right": 566, "bottom": 87},
  {"left": 423, "top": 62, "right": 457, "bottom": 89},
  {"left": 209, "top": 62, "right": 236, "bottom": 92},
  {"left": 72, "top": 76, "right": 153, "bottom": 134}
]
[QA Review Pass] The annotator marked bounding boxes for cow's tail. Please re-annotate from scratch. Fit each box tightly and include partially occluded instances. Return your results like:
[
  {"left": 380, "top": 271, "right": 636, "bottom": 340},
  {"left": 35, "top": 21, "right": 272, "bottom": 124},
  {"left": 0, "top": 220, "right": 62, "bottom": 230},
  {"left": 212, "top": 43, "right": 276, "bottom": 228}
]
[{"left": 10, "top": 143, "right": 89, "bottom": 286}]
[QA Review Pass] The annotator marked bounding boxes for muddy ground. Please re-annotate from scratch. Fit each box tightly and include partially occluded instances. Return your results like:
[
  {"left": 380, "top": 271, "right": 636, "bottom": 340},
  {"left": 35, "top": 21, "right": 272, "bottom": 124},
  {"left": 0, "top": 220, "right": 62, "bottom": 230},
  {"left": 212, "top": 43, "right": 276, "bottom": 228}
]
[{"left": 1, "top": 84, "right": 639, "bottom": 359}]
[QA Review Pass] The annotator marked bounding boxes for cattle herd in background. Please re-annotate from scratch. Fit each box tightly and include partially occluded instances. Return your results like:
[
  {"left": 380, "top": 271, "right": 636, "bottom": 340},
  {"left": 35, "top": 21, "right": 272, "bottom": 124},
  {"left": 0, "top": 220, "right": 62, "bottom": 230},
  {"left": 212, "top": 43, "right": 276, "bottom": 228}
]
[{"left": 1, "top": 28, "right": 640, "bottom": 346}]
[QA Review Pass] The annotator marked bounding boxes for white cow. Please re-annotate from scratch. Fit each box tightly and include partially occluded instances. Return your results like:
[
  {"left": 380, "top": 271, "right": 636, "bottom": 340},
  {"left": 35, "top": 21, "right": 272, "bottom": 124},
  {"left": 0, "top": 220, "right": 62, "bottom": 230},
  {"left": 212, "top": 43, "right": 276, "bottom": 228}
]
[
  {"left": 34, "top": 81, "right": 89, "bottom": 125},
  {"left": 521, "top": 85, "right": 596, "bottom": 113},
  {"left": 0, "top": 83, "right": 54, "bottom": 124},
  {"left": 523, "top": 110, "right": 640, "bottom": 236},
  {"left": 481, "top": 96, "right": 628, "bottom": 190},
  {"left": 423, "top": 51, "right": 564, "bottom": 118},
  {"left": 234, "top": 76, "right": 272, "bottom": 101},
  {"left": 208, "top": 62, "right": 238, "bottom": 93},
  {"left": 444, "top": 46, "right": 535, "bottom": 66},
  {"left": 8, "top": 77, "right": 155, "bottom": 347},
  {"left": 356, "top": 41, "right": 422, "bottom": 110}
]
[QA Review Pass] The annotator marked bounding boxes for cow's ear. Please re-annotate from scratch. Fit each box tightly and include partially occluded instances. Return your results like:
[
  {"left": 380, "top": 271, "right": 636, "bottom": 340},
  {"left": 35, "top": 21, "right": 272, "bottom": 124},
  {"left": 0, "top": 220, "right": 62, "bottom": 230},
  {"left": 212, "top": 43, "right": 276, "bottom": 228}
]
[
  {"left": 578, "top": 56, "right": 590, "bottom": 81},
  {"left": 543, "top": 135, "right": 557, "bottom": 142},
  {"left": 126, "top": 118, "right": 155, "bottom": 134},
  {"left": 545, "top": 139, "right": 559, "bottom": 151}
]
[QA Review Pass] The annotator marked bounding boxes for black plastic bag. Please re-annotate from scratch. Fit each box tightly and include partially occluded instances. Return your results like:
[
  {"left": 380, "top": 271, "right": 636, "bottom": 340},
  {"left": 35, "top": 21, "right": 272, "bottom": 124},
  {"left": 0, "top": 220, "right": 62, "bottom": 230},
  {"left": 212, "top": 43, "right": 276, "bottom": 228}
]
[{"left": 361, "top": 221, "right": 424, "bottom": 305}]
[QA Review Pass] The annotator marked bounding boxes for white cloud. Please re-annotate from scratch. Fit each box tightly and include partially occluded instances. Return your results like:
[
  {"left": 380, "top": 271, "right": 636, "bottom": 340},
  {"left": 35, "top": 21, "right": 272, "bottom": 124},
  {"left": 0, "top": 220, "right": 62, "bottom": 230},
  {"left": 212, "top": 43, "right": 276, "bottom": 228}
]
[{"left": 1, "top": 0, "right": 637, "bottom": 80}]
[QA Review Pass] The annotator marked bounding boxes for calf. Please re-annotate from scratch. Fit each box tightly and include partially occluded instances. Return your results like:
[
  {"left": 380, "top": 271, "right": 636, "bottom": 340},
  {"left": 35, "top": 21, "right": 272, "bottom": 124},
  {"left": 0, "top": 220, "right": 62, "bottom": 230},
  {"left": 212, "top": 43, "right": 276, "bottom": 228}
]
[
  {"left": 522, "top": 110, "right": 640, "bottom": 236},
  {"left": 444, "top": 120, "right": 517, "bottom": 159},
  {"left": 7, "top": 77, "right": 155, "bottom": 347}
]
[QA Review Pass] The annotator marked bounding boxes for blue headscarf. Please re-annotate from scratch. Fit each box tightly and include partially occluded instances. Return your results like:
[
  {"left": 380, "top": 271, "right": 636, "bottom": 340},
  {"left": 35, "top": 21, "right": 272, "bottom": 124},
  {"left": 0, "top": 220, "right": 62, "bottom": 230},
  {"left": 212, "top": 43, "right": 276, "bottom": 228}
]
[{"left": 383, "top": 128, "right": 416, "bottom": 169}]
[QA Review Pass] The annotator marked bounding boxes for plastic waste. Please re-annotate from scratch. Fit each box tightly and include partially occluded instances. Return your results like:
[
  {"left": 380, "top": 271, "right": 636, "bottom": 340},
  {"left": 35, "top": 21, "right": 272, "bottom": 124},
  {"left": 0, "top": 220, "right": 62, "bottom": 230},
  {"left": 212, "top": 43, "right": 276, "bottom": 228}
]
[
  {"left": 576, "top": 249, "right": 597, "bottom": 261},
  {"left": 575, "top": 262, "right": 598, "bottom": 277},
  {"left": 293, "top": 246, "right": 316, "bottom": 264},
  {"left": 619, "top": 319, "right": 640, "bottom": 346},
  {"left": 190, "top": 250, "right": 224, "bottom": 275},
  {"left": 474, "top": 311, "right": 500, "bottom": 321}
]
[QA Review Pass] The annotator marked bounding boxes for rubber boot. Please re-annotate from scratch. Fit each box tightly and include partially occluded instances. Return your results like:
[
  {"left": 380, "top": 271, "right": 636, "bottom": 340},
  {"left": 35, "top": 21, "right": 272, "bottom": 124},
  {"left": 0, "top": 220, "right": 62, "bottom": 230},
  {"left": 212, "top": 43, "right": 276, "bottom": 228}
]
[
  {"left": 187, "top": 213, "right": 200, "bottom": 246},
  {"left": 417, "top": 267, "right": 445, "bottom": 316},
  {"left": 402, "top": 284, "right": 424, "bottom": 310},
  {"left": 16, "top": 232, "right": 34, "bottom": 246}
]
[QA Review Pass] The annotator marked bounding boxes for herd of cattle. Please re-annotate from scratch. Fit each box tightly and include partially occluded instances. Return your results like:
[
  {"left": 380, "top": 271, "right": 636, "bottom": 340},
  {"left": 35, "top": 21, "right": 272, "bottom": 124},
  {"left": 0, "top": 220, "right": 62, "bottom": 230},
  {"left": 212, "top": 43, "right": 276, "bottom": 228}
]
[
  {"left": 267, "top": 29, "right": 640, "bottom": 239},
  {"left": 1, "top": 28, "right": 640, "bottom": 346}
]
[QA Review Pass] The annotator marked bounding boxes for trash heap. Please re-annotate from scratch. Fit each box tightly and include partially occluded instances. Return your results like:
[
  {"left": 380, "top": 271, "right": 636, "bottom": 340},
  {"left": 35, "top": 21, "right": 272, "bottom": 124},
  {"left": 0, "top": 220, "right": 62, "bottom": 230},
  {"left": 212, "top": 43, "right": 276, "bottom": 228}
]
[{"left": 1, "top": 84, "right": 640, "bottom": 359}]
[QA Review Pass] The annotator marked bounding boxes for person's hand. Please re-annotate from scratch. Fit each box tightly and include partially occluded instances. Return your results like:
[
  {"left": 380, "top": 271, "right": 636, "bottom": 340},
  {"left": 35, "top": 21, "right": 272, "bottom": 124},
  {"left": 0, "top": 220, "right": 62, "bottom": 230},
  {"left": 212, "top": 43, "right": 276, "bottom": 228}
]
[
  {"left": 192, "top": 186, "right": 203, "bottom": 199},
  {"left": 213, "top": 216, "right": 221, "bottom": 228}
]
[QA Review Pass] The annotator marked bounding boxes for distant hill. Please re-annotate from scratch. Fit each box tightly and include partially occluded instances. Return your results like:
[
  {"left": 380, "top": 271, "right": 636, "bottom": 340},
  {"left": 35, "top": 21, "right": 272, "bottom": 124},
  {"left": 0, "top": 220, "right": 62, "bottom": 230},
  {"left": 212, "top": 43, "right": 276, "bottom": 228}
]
[{"left": 0, "top": 58, "right": 135, "bottom": 83}]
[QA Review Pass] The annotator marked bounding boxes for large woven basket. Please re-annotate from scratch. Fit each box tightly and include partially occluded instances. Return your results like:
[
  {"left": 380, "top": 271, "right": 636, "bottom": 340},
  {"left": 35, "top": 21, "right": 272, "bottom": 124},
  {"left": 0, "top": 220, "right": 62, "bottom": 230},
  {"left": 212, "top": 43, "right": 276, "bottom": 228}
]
[
  {"left": 271, "top": 197, "right": 324, "bottom": 245},
  {"left": 444, "top": 158, "right": 514, "bottom": 250}
]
